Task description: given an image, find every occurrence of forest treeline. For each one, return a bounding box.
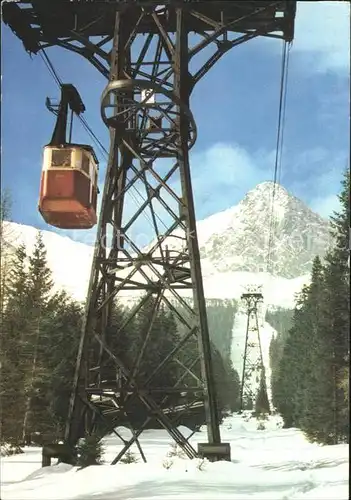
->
[0,196,240,445]
[269,172,350,444]
[1,209,82,445]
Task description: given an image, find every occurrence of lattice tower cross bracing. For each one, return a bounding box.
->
[240,292,270,413]
[2,0,296,463]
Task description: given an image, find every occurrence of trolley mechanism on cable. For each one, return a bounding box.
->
[38,84,99,230]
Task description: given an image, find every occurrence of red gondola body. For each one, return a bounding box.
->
[39,144,99,229]
[38,84,99,230]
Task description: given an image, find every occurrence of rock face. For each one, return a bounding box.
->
[196,181,332,279]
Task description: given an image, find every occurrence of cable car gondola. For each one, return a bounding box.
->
[39,84,99,230]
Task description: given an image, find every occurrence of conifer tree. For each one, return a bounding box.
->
[315,170,350,443]
[44,292,83,438]
[1,243,29,444]
[1,229,85,443]
[272,171,349,444]
[212,347,240,415]
[207,299,237,361]
[272,285,310,427]
[152,306,180,394]
[132,298,182,417]
[102,300,133,388]
[21,231,55,442]
[255,368,270,415]
[131,297,179,390]
[0,189,13,246]
[295,256,325,433]
[77,434,104,468]
[0,190,15,312]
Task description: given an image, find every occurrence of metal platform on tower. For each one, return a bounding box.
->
[3,0,296,464]
[3,1,295,49]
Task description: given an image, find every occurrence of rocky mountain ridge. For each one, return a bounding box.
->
[196,181,332,279]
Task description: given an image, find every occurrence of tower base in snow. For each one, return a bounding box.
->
[197,442,231,462]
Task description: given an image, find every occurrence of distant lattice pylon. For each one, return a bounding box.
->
[239,289,270,413]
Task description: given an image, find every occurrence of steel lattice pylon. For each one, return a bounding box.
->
[239,290,270,413]
[3,0,295,463]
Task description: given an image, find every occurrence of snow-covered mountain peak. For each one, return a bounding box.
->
[238,181,296,219]
[3,181,331,303]
[194,182,292,248]
[197,182,332,278]
[245,180,288,196]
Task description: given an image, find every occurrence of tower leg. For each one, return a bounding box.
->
[174,7,221,446]
[66,7,228,463]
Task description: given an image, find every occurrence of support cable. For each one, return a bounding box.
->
[39,49,63,87]
[266,41,291,274]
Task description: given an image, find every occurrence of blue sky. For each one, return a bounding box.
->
[2,1,350,246]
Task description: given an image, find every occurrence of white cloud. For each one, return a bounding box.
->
[189,143,345,222]
[190,143,272,216]
[310,193,340,219]
[293,1,350,73]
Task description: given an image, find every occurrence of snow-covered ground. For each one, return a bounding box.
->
[1,414,348,500]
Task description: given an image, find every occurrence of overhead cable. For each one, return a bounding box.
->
[266,40,291,275]
[38,48,170,235]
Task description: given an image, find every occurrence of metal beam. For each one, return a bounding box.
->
[3,0,296,463]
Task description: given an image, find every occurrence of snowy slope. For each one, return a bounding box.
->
[5,219,310,307]
[4,222,94,302]
[1,414,349,500]
[4,181,326,307]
